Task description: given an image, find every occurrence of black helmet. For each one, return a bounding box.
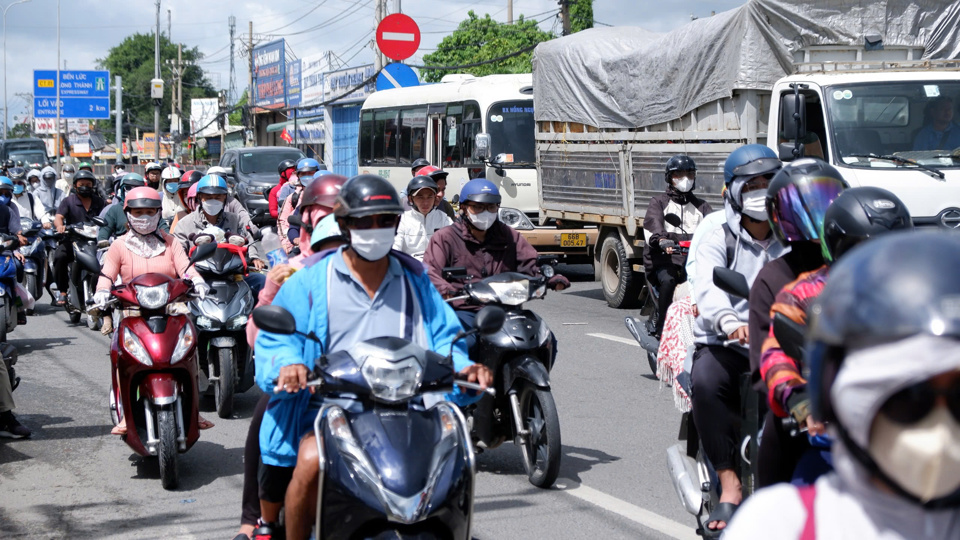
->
[42,169,57,182]
[7,167,25,181]
[334,174,404,218]
[410,158,431,174]
[3,159,13,169]
[664,155,697,183]
[822,187,913,263]
[62,163,76,174]
[406,176,439,197]
[73,170,97,184]
[277,159,297,175]
[766,158,847,246]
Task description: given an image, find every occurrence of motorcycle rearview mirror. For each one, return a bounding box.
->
[713,267,750,300]
[90,216,107,228]
[189,242,218,265]
[451,194,460,205]
[772,312,807,362]
[475,305,506,336]
[663,213,685,232]
[253,305,297,335]
[287,214,303,228]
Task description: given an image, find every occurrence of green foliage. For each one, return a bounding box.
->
[570,0,594,34]
[421,11,554,83]
[229,90,248,126]
[7,123,32,139]
[97,33,216,135]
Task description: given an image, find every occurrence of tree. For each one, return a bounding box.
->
[421,11,554,83]
[570,0,594,34]
[229,89,248,126]
[96,33,216,140]
[7,123,32,139]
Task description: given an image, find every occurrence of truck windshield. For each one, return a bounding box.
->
[825,81,960,169]
[238,149,304,174]
[486,100,535,167]
[8,151,47,165]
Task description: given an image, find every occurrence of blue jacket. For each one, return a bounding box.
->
[254,248,474,467]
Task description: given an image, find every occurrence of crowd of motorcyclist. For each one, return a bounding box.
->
[3,141,960,539]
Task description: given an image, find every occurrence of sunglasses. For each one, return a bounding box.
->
[348,214,400,230]
[463,202,500,213]
[880,381,960,425]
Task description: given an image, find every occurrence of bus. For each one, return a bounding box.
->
[359,73,596,259]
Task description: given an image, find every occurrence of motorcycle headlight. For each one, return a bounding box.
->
[226,314,248,330]
[170,323,196,364]
[499,207,535,231]
[122,327,153,365]
[195,315,217,329]
[78,225,98,239]
[360,355,424,403]
[488,280,530,306]
[136,284,169,310]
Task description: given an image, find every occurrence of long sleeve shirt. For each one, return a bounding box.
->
[96,231,197,291]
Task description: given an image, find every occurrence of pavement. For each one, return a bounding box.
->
[0,264,699,539]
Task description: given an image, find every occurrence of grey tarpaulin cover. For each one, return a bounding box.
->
[532,0,960,129]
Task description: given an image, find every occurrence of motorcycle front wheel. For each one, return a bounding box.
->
[25,273,39,307]
[519,385,562,488]
[157,408,179,490]
[0,301,8,343]
[214,347,235,419]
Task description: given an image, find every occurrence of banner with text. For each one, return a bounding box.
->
[253,39,286,109]
[190,98,220,137]
[323,64,375,105]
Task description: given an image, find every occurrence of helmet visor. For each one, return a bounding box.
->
[732,157,782,181]
[768,177,845,242]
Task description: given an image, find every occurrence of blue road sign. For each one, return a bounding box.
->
[33,70,110,119]
[376,63,419,91]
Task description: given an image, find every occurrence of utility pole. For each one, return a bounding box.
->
[167,9,171,41]
[218,90,226,156]
[248,20,255,146]
[507,0,513,24]
[114,75,122,165]
[166,45,187,162]
[55,0,60,165]
[560,0,571,36]
[373,0,385,72]
[228,15,237,105]
[154,0,161,162]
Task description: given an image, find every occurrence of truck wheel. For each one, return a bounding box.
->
[599,234,641,309]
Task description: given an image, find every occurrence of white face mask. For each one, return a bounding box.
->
[741,191,768,222]
[871,405,960,501]
[202,199,224,216]
[468,210,498,231]
[349,227,395,261]
[126,212,161,235]
[673,176,694,193]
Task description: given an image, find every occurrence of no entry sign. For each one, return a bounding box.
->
[376,14,421,62]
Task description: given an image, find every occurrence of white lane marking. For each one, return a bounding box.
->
[557,478,698,540]
[381,31,416,42]
[587,332,640,347]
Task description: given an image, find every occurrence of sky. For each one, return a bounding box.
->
[0,0,745,125]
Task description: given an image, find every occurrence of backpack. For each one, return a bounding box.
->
[720,222,739,269]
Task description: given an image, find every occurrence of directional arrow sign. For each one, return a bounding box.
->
[376,63,420,91]
[376,14,421,62]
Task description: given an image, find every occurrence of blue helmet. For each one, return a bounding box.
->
[310,213,345,251]
[460,179,501,205]
[196,174,228,195]
[0,176,12,190]
[296,158,320,173]
[302,168,332,188]
[723,144,781,187]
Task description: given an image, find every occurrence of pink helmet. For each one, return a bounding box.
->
[124,186,162,211]
[185,183,199,212]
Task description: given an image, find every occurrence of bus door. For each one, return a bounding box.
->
[426,104,445,167]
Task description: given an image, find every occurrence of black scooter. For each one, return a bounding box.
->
[252,304,504,540]
[443,259,562,488]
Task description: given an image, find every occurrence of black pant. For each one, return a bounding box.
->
[241,393,270,527]
[52,241,73,293]
[690,344,749,471]
[757,409,812,488]
[653,265,685,336]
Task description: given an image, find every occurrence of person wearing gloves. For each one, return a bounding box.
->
[276,160,321,253]
[93,187,215,433]
[726,231,960,540]
[393,175,452,261]
[159,166,183,221]
[642,155,713,337]
[689,144,788,534]
[204,165,256,236]
[254,174,492,540]
[34,166,66,227]
[52,170,105,307]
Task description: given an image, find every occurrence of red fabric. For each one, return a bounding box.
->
[798,484,817,540]
[268,172,289,218]
[657,294,695,411]
[188,242,249,272]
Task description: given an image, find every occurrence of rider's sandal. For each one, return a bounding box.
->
[110,423,127,436]
[55,293,67,307]
[198,417,215,430]
[100,315,113,335]
[703,502,739,538]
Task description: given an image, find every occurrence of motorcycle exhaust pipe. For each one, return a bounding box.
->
[666,443,704,516]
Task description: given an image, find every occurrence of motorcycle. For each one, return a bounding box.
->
[188,241,256,418]
[19,218,46,310]
[90,242,215,490]
[251,303,505,539]
[442,259,562,488]
[0,234,22,342]
[60,219,104,327]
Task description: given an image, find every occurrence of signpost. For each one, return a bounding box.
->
[33,70,110,119]
[376,63,420,91]
[376,14,421,62]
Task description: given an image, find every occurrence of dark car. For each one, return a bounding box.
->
[0,138,48,168]
[219,146,305,218]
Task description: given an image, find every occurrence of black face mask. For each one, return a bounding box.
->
[76,186,94,197]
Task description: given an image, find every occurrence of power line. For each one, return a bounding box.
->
[260,0,331,34]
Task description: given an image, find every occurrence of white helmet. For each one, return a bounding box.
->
[161,166,181,180]
[206,166,227,176]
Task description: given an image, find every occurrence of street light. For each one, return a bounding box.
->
[3,0,32,139]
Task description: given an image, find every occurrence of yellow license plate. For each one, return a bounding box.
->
[560,233,587,247]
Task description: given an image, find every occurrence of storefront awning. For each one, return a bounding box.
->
[266,116,324,133]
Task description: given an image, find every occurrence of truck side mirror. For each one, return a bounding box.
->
[779,92,807,161]
[474,133,491,161]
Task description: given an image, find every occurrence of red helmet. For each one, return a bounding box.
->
[124,187,162,211]
[300,174,347,210]
[417,165,449,181]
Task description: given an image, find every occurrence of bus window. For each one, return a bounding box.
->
[374,109,398,165]
[461,102,482,165]
[360,111,373,165]
[400,107,427,165]
[486,100,536,166]
[443,103,463,167]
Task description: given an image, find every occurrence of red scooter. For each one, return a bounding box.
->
[95,244,215,490]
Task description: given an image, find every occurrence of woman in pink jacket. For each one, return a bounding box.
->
[94,187,214,435]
